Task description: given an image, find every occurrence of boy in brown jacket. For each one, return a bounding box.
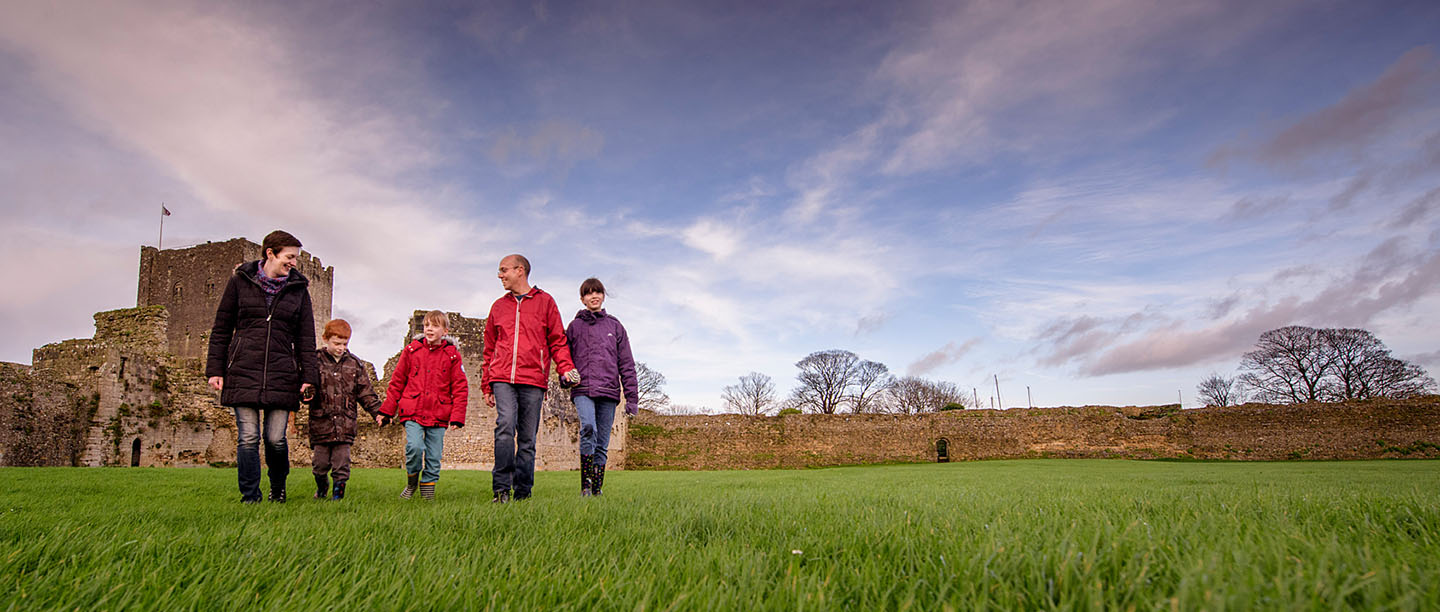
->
[306,319,383,501]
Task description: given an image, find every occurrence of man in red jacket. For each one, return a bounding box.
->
[482,254,580,502]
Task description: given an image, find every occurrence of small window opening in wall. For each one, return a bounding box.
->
[936,438,950,463]
[173,283,182,300]
[131,438,142,467]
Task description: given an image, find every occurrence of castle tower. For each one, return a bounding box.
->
[136,238,334,361]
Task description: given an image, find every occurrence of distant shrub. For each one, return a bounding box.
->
[939,403,965,411]
[777,408,802,416]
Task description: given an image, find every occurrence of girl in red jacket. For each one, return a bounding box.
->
[378,310,467,501]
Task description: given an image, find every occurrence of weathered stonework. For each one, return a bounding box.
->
[626,398,1440,469]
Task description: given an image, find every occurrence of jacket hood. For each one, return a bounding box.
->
[575,308,608,323]
[236,259,310,287]
[409,334,460,350]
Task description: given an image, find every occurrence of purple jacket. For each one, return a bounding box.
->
[565,309,640,414]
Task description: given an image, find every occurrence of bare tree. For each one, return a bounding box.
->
[1196,372,1242,407]
[1322,328,1437,400]
[722,372,777,416]
[888,376,969,413]
[635,362,670,412]
[789,349,860,414]
[1239,326,1334,404]
[1238,326,1435,404]
[848,360,894,413]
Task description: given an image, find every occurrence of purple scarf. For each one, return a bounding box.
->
[255,265,289,308]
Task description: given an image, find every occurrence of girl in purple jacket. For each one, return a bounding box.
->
[565,278,639,496]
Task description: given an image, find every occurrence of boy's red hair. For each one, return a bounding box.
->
[322,318,352,340]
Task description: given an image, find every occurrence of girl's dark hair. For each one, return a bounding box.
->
[261,230,302,261]
[579,277,606,297]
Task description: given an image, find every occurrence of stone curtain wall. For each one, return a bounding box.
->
[137,239,334,362]
[626,398,1440,469]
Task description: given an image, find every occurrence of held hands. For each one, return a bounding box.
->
[208,376,223,391]
[563,369,582,385]
[376,414,390,427]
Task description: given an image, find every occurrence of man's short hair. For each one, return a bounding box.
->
[322,319,351,340]
[504,254,531,276]
[579,277,606,297]
[261,230,302,262]
[423,310,449,330]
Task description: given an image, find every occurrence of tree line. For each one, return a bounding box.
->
[1197,326,1436,407]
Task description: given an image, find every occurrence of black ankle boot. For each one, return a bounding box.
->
[580,454,594,497]
[400,473,419,500]
[331,481,346,501]
[315,475,329,500]
[269,482,286,503]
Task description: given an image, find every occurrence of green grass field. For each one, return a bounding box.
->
[2,460,1438,611]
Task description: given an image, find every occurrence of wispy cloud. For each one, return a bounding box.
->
[908,339,981,376]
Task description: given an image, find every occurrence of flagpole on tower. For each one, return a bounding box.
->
[159,203,171,249]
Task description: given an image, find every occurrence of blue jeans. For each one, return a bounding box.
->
[403,421,446,484]
[234,407,290,502]
[574,396,618,467]
[492,382,545,496]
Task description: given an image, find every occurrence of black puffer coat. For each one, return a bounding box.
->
[305,348,382,445]
[206,260,319,409]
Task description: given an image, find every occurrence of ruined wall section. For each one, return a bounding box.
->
[0,362,93,466]
[627,399,1440,469]
[137,239,333,363]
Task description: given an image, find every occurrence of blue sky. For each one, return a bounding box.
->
[2,0,1438,411]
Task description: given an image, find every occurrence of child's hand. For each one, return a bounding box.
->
[563,369,581,384]
[448,422,463,430]
[484,393,495,408]
[376,414,389,427]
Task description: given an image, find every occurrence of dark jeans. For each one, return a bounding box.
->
[234,406,290,502]
[574,395,619,466]
[312,442,352,484]
[492,382,545,496]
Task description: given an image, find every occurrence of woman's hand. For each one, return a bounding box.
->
[208,376,224,391]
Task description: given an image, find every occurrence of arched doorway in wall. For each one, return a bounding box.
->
[131,438,142,467]
[936,438,950,463]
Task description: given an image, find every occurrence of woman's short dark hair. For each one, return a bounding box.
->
[261,230,302,261]
[579,277,606,297]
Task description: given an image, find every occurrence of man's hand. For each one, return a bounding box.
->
[484,393,495,408]
[563,369,581,385]
[208,376,224,391]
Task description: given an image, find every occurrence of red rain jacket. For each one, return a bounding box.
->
[379,337,468,427]
[481,287,576,394]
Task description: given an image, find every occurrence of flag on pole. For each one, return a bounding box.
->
[162,204,171,216]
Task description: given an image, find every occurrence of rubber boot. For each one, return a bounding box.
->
[314,474,329,500]
[580,454,594,497]
[400,472,419,500]
[419,483,436,501]
[330,480,346,501]
[593,461,606,497]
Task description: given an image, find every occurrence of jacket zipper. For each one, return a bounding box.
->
[510,295,522,383]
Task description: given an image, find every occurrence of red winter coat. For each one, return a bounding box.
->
[379,336,468,427]
[481,287,576,394]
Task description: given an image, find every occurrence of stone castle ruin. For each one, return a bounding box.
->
[0,238,626,470]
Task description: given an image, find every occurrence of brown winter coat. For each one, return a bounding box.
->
[305,348,382,446]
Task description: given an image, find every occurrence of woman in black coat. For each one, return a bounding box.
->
[206,230,319,503]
